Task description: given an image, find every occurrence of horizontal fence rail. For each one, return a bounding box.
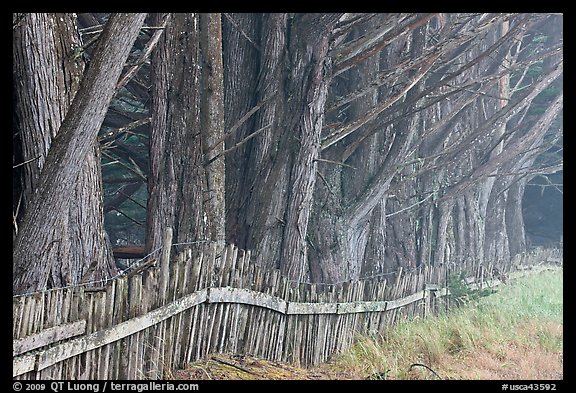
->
[13,235,562,380]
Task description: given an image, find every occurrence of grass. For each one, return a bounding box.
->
[323,269,563,380]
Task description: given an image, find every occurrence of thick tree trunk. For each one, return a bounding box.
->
[234,14,342,280]
[147,13,204,252]
[147,13,227,253]
[222,13,261,246]
[278,15,342,281]
[13,13,146,295]
[236,13,290,269]
[200,13,226,242]
[505,181,527,255]
[483,177,511,262]
[13,13,84,212]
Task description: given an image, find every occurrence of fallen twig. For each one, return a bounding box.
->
[409,363,442,380]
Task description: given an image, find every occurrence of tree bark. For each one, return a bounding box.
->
[13,13,146,295]
[200,13,226,242]
[146,13,204,252]
[146,13,227,254]
[222,13,261,246]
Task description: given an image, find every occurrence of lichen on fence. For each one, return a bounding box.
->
[12,233,562,380]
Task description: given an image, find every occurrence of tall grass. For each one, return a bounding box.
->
[328,269,562,379]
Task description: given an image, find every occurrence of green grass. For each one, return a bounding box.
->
[328,269,563,379]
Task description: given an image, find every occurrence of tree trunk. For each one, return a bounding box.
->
[222,13,261,246]
[13,13,146,295]
[146,13,227,253]
[199,13,226,242]
[147,13,204,252]
[232,14,342,280]
[506,180,527,255]
[234,13,290,269]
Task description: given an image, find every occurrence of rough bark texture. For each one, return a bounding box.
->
[147,13,227,253]
[236,13,290,270]
[218,13,562,283]
[277,14,342,281]
[222,13,261,246]
[228,14,342,280]
[200,13,226,242]
[13,13,146,295]
[13,14,84,211]
[147,13,205,252]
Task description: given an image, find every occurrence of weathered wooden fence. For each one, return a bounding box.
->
[13,233,562,380]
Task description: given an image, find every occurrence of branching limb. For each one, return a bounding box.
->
[206,124,272,166]
[206,89,277,154]
[116,13,170,93]
[386,192,434,218]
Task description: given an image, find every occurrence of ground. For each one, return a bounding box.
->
[172,326,563,380]
[172,271,563,381]
[171,353,355,380]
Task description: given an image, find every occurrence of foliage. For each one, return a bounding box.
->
[447,272,496,307]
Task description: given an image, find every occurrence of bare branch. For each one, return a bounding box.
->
[13,155,42,169]
[330,13,379,41]
[13,192,23,236]
[223,13,260,51]
[98,117,151,144]
[102,151,147,182]
[487,163,563,179]
[385,192,434,218]
[206,124,272,166]
[322,53,439,150]
[316,170,338,199]
[440,90,563,201]
[332,13,437,77]
[104,181,144,213]
[207,89,278,153]
[528,174,563,195]
[110,208,144,226]
[115,13,170,93]
[314,158,357,170]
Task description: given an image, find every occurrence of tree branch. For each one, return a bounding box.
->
[385,192,434,218]
[440,90,562,201]
[314,158,357,170]
[321,52,439,150]
[223,13,260,51]
[206,123,272,166]
[206,89,277,153]
[115,13,170,93]
[332,13,437,77]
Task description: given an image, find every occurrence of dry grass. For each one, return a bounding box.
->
[172,353,357,380]
[323,269,563,380]
[432,320,563,380]
[173,269,562,380]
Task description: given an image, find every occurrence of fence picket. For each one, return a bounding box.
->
[13,244,561,379]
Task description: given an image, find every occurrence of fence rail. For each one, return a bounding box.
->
[12,234,562,380]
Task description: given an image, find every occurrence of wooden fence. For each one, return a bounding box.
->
[13,232,562,380]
